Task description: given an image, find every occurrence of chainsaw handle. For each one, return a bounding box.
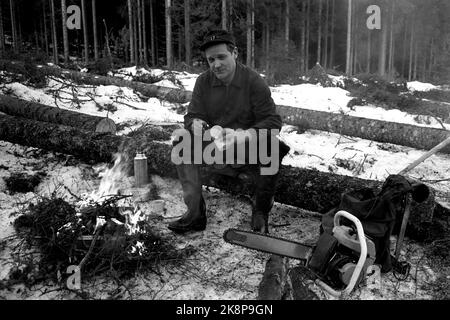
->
[318,210,368,297]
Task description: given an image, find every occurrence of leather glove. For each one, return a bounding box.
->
[191,118,208,136]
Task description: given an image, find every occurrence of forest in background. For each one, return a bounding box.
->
[0,0,450,84]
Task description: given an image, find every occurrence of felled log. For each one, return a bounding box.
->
[0,94,116,134]
[0,60,192,104]
[0,113,172,164]
[276,105,450,154]
[0,114,447,242]
[257,255,290,300]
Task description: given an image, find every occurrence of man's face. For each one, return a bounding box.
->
[205,43,238,84]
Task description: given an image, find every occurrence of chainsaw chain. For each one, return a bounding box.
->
[223,228,313,261]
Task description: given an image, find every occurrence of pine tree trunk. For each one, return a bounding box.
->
[81,0,89,64]
[401,19,407,78]
[366,29,371,73]
[10,0,17,53]
[61,0,69,63]
[378,0,388,76]
[127,0,134,64]
[413,38,418,80]
[42,1,49,56]
[352,3,356,74]
[150,0,155,65]
[317,0,322,64]
[137,0,143,65]
[345,0,352,75]
[142,0,148,64]
[408,19,414,81]
[323,0,329,69]
[276,104,450,154]
[250,0,254,68]
[285,0,290,54]
[92,0,99,60]
[329,0,335,69]
[265,22,270,73]
[0,1,4,53]
[165,0,172,69]
[50,0,59,64]
[246,0,251,67]
[222,0,227,30]
[185,0,191,65]
[0,95,116,133]
[133,3,138,64]
[305,0,310,71]
[300,0,306,73]
[388,1,394,77]
[16,0,21,51]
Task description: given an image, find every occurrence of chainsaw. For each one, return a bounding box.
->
[224,210,377,297]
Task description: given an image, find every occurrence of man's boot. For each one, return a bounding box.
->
[168,196,207,233]
[251,175,277,233]
[251,195,274,234]
[168,164,207,234]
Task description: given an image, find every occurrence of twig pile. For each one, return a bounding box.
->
[11,195,192,286]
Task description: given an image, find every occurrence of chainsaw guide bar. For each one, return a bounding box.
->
[223,228,314,262]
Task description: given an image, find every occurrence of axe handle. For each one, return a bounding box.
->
[398,135,450,175]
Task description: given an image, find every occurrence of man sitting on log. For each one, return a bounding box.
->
[168,29,290,234]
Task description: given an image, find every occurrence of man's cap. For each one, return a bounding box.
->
[200,30,236,51]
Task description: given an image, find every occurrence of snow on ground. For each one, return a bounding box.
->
[407,81,439,92]
[0,69,449,300]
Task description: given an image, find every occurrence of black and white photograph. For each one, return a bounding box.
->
[0,0,449,304]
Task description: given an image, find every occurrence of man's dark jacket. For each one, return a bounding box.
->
[185,62,282,131]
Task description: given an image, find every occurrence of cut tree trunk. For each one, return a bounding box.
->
[1,60,448,153]
[0,113,447,242]
[0,60,192,103]
[0,95,116,133]
[276,105,450,154]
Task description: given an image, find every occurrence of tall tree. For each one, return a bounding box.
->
[81,0,89,63]
[285,0,289,54]
[50,0,59,64]
[42,1,49,56]
[388,1,395,76]
[61,0,69,63]
[408,18,414,81]
[184,0,191,65]
[317,0,322,64]
[92,0,99,60]
[345,0,352,74]
[323,0,329,69]
[165,0,173,68]
[378,0,388,76]
[149,0,155,65]
[137,0,143,64]
[367,28,371,73]
[246,0,254,68]
[305,0,311,70]
[329,0,335,69]
[142,0,148,64]
[0,1,4,53]
[10,0,18,52]
[127,0,134,63]
[222,0,227,30]
[300,0,306,73]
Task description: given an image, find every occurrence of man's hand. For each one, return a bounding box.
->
[210,127,253,151]
[191,118,208,136]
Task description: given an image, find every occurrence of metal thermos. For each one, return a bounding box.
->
[134,151,148,187]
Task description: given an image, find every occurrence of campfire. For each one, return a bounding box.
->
[11,152,188,288]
